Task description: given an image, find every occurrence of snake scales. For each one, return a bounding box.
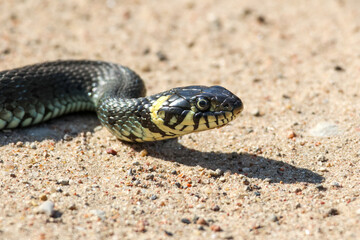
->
[0,60,243,142]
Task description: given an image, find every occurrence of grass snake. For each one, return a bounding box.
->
[0,60,243,142]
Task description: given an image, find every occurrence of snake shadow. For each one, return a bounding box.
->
[0,113,99,146]
[131,139,324,184]
[0,114,323,184]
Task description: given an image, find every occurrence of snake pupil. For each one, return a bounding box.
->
[196,98,210,111]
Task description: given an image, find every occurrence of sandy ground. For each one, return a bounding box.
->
[1,0,360,239]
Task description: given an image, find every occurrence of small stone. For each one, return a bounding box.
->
[334,65,345,72]
[127,168,134,176]
[16,141,24,147]
[317,155,328,162]
[145,174,154,180]
[37,201,55,216]
[319,167,328,172]
[140,149,148,157]
[181,218,191,224]
[270,215,279,222]
[210,225,222,232]
[63,134,72,141]
[356,208,360,215]
[69,204,77,210]
[171,170,177,175]
[132,161,140,166]
[164,230,173,236]
[10,173,16,178]
[315,184,327,191]
[30,144,37,149]
[58,179,70,186]
[106,148,117,155]
[141,64,151,72]
[243,179,250,185]
[219,177,226,182]
[210,169,223,177]
[212,205,220,211]
[254,191,261,196]
[90,209,106,220]
[251,108,263,117]
[150,194,157,200]
[39,194,48,201]
[287,131,296,139]
[309,122,341,137]
[325,208,339,217]
[331,181,341,188]
[242,167,251,173]
[264,178,272,183]
[156,51,168,61]
[196,218,208,226]
[174,182,182,188]
[94,126,103,132]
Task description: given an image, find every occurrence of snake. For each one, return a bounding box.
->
[0,60,243,142]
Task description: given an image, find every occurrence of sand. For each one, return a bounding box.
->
[0,0,359,239]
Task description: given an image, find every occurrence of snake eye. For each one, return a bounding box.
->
[196,98,210,111]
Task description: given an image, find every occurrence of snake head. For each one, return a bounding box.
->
[149,85,243,138]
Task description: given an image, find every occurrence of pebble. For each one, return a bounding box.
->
[331,181,341,187]
[150,194,157,200]
[16,141,24,147]
[325,208,339,217]
[39,194,48,201]
[309,122,341,137]
[37,201,55,216]
[145,174,154,180]
[210,225,222,232]
[63,134,72,141]
[209,168,223,177]
[30,144,37,149]
[164,230,173,236]
[212,205,220,211]
[251,108,263,117]
[315,184,327,191]
[106,148,117,155]
[93,126,103,132]
[127,168,134,176]
[270,215,279,222]
[132,161,140,166]
[58,179,70,186]
[317,155,328,162]
[196,218,208,226]
[90,209,106,220]
[196,204,205,209]
[140,149,148,157]
[69,204,77,210]
[181,218,191,224]
[356,208,360,215]
[287,131,296,139]
[156,51,168,61]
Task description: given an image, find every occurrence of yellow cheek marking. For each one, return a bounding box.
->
[169,116,177,125]
[225,112,232,119]
[199,117,207,124]
[179,111,194,126]
[207,115,217,122]
[150,95,186,135]
[209,121,218,128]
[181,125,194,132]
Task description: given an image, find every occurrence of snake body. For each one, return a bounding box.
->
[0,60,243,142]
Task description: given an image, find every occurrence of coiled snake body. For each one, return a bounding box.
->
[0,60,243,142]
